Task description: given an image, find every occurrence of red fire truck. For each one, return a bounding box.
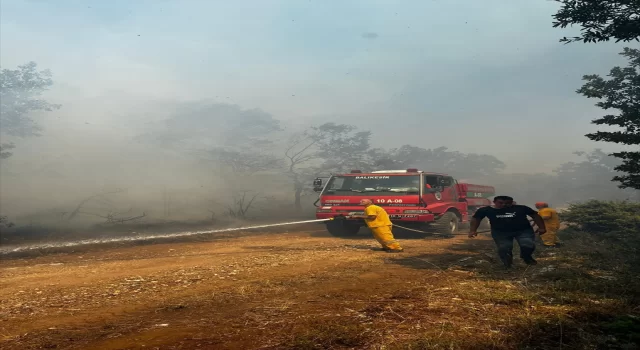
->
[313,168,495,236]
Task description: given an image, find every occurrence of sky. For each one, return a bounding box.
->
[0,0,631,173]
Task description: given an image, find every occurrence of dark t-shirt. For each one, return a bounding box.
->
[473,205,537,233]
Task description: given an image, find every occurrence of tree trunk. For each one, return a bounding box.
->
[294,183,303,212]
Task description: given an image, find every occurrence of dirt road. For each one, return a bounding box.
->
[1,227,568,349]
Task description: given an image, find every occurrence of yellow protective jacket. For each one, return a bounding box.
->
[364,204,392,228]
[538,207,560,230]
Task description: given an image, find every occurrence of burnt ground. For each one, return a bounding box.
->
[1,226,638,349]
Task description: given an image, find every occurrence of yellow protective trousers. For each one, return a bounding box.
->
[541,228,559,246]
[370,225,403,251]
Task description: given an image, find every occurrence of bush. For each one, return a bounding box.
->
[561,200,640,234]
[0,215,14,228]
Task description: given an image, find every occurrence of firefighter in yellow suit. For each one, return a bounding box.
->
[350,199,404,252]
[535,202,560,246]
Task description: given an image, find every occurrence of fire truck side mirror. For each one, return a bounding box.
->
[313,178,323,192]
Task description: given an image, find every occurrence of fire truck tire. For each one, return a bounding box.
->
[325,221,360,237]
[429,212,459,237]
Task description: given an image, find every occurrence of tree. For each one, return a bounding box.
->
[577,48,640,189]
[150,103,284,176]
[553,149,636,200]
[210,147,282,174]
[553,0,640,43]
[136,102,281,151]
[136,102,284,218]
[369,145,506,178]
[222,191,267,219]
[64,188,127,222]
[0,143,15,160]
[0,215,14,229]
[0,62,61,158]
[486,172,563,206]
[311,123,373,174]
[205,145,282,218]
[284,131,321,211]
[480,150,635,207]
[283,123,373,210]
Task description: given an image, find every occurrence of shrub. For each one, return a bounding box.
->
[0,215,14,228]
[561,200,640,234]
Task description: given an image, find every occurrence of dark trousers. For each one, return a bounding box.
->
[491,228,536,265]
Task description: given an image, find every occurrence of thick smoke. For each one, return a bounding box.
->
[1,1,635,242]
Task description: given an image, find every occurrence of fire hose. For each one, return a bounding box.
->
[393,219,540,236]
[2,218,335,254]
[393,224,491,236]
[392,220,539,236]
[331,215,491,236]
[2,216,534,255]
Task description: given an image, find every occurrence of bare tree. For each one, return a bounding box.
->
[204,142,282,219]
[210,147,282,174]
[207,209,217,223]
[282,123,373,210]
[284,131,321,211]
[220,191,267,219]
[65,188,126,222]
[82,208,146,224]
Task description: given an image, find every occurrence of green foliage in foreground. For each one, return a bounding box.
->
[578,48,640,190]
[562,200,640,234]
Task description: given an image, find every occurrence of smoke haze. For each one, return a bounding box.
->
[1,0,635,231]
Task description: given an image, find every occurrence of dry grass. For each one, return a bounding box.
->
[1,226,638,349]
[281,319,372,349]
[273,229,640,350]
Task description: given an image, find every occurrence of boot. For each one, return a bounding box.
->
[502,255,513,269]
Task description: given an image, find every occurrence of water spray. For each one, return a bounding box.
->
[1,218,334,254]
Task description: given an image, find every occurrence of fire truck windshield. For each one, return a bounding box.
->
[323,175,420,195]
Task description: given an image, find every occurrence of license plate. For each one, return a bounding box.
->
[390,214,418,219]
[349,212,364,216]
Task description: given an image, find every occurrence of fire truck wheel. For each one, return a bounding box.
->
[430,212,459,237]
[325,221,360,237]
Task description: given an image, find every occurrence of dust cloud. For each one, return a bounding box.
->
[0,1,636,243]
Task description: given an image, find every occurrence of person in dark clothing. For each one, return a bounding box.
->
[469,196,546,268]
